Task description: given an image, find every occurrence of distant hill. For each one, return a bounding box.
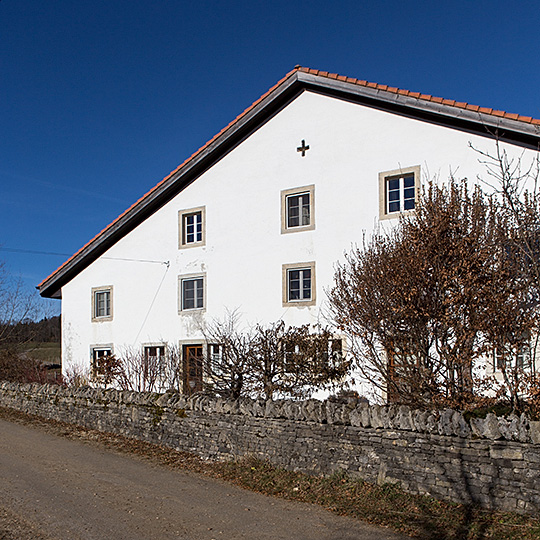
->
[4,316,60,344]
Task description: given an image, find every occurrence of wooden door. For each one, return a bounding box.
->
[183,345,203,395]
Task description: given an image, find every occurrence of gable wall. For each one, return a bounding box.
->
[61,90,539,382]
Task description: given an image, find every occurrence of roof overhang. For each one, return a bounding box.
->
[38,67,540,299]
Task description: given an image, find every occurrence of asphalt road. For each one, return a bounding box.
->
[0,418,409,540]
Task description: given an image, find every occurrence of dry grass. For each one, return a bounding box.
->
[18,342,61,363]
[1,406,539,539]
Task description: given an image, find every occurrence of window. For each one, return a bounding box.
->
[91,286,113,321]
[288,268,311,301]
[179,274,205,311]
[313,337,344,366]
[494,343,532,371]
[184,212,203,244]
[208,343,222,363]
[144,345,166,360]
[282,262,316,306]
[387,174,415,213]
[329,338,344,362]
[91,346,113,378]
[283,336,343,372]
[92,347,112,361]
[281,185,315,233]
[178,206,206,248]
[143,345,167,384]
[379,166,420,220]
[95,290,110,317]
[288,193,310,227]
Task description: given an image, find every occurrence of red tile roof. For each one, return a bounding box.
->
[38,66,540,293]
[296,67,540,125]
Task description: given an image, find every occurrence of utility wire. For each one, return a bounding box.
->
[133,262,171,345]
[101,256,169,265]
[0,247,72,257]
[0,247,169,265]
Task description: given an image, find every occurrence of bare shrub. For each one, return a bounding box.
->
[201,312,350,400]
[201,310,254,399]
[159,345,182,392]
[113,348,158,392]
[247,321,350,400]
[63,362,90,388]
[0,346,51,384]
[92,353,122,389]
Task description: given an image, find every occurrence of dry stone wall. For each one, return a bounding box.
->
[1,381,539,514]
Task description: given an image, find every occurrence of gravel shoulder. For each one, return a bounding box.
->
[0,409,407,540]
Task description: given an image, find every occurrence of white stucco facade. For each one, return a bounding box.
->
[44,71,540,395]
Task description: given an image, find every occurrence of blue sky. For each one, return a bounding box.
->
[1,0,540,315]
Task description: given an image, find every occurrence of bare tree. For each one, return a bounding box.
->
[472,139,540,290]
[0,260,47,383]
[0,260,38,347]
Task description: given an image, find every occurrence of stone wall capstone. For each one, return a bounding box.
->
[1,381,539,514]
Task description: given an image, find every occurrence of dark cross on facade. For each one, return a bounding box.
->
[297,139,310,157]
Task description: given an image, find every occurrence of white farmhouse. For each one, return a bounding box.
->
[39,66,540,395]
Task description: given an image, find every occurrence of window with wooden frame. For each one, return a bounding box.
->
[91,286,113,322]
[208,343,223,363]
[494,343,532,372]
[144,345,166,361]
[282,262,316,306]
[281,185,315,233]
[178,206,206,248]
[90,346,113,378]
[378,166,420,220]
[178,274,206,312]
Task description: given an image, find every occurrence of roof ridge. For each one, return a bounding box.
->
[296,66,540,126]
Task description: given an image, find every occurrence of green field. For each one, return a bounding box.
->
[19,342,61,364]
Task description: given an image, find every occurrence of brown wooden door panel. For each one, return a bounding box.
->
[183,345,203,395]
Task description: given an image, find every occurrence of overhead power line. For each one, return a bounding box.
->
[0,247,72,257]
[0,247,169,265]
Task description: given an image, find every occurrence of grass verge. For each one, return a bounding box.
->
[1,406,539,539]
